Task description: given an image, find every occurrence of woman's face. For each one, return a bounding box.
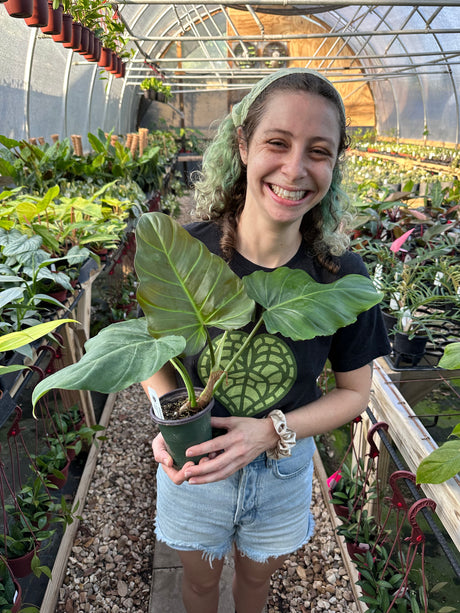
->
[238,90,341,228]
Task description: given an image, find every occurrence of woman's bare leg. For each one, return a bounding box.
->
[178,550,225,613]
[233,548,286,613]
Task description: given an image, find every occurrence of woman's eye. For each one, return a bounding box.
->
[268,140,286,147]
[311,148,332,158]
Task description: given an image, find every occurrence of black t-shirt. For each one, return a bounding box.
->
[178,221,390,419]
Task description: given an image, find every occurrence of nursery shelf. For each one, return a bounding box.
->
[368,357,460,551]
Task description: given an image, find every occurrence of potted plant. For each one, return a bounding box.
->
[43,407,105,460]
[40,0,63,35]
[32,213,383,465]
[140,77,173,103]
[336,509,381,561]
[328,458,376,520]
[24,0,48,28]
[355,545,413,612]
[0,556,21,613]
[1,512,53,578]
[33,440,71,489]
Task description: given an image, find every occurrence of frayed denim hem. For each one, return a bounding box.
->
[235,514,315,564]
[154,523,233,566]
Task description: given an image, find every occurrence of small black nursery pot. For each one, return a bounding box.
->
[150,388,214,469]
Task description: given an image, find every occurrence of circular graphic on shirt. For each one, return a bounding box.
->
[197,331,297,416]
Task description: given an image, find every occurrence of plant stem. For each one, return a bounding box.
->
[212,317,264,395]
[170,357,197,407]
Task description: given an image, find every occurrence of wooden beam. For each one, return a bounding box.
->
[40,393,117,613]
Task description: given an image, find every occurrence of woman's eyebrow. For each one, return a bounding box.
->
[264,129,337,147]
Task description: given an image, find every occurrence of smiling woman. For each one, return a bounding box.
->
[140,68,390,613]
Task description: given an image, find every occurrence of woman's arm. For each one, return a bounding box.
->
[181,363,373,485]
[141,362,177,398]
[285,363,373,439]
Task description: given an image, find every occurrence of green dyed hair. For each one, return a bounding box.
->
[193,69,352,264]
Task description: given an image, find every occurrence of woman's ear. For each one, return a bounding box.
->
[237,126,248,165]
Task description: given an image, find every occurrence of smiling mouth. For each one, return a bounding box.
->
[269,184,308,201]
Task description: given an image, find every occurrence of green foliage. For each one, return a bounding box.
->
[328,458,376,511]
[32,212,382,413]
[416,343,460,484]
[140,78,173,100]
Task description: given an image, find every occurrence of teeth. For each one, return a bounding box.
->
[270,184,307,200]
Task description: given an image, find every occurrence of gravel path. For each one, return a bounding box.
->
[56,385,359,613]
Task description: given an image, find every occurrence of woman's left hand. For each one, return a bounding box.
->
[182,415,278,484]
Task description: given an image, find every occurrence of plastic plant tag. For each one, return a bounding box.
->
[148,387,164,420]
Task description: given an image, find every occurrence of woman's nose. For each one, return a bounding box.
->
[282,149,308,180]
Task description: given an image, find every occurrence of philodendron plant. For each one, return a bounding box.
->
[32,212,383,416]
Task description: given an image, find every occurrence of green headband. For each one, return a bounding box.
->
[231,67,345,127]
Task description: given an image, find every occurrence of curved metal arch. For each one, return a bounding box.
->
[300,5,399,135]
[428,28,459,143]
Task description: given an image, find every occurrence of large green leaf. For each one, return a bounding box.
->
[0,319,77,352]
[31,318,186,408]
[135,212,255,355]
[438,342,460,370]
[243,268,383,340]
[0,135,21,149]
[416,439,460,484]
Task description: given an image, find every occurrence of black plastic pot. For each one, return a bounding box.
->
[393,331,428,367]
[382,311,397,335]
[150,388,214,468]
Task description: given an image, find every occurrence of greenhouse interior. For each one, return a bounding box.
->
[0,0,460,611]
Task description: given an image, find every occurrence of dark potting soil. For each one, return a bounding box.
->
[161,398,201,420]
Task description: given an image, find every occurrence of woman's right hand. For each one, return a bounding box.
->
[151,432,196,485]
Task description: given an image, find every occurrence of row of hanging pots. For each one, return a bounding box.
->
[3,0,126,78]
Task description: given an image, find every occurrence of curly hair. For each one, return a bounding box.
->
[193,71,352,272]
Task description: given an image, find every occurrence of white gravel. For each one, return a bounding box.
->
[55,385,359,613]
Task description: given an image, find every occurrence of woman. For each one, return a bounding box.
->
[142,67,390,613]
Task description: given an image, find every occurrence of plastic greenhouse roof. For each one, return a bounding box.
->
[0,1,459,144]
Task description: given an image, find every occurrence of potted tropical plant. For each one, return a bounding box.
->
[33,440,71,489]
[1,512,53,579]
[336,509,381,561]
[140,77,173,103]
[0,555,21,613]
[328,458,376,520]
[32,212,383,467]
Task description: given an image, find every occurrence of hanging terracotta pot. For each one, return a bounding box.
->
[52,12,72,44]
[40,1,62,35]
[84,37,101,63]
[110,55,121,75]
[80,28,94,56]
[98,46,112,68]
[45,456,71,489]
[92,37,101,62]
[7,547,37,578]
[11,577,21,613]
[76,25,90,54]
[108,53,119,74]
[4,0,33,18]
[115,60,125,79]
[346,541,370,562]
[62,21,81,50]
[24,0,48,27]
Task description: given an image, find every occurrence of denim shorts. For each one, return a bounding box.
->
[155,436,316,563]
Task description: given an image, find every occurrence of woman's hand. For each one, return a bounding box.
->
[179,415,279,485]
[151,432,196,485]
